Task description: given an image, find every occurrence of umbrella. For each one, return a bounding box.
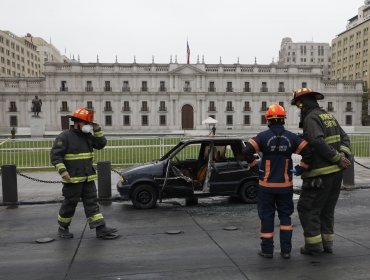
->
[202,117,218,125]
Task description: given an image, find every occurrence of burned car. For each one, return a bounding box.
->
[116,137,259,209]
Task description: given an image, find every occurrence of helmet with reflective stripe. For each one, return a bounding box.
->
[291,87,324,105]
[67,107,96,124]
[265,104,286,120]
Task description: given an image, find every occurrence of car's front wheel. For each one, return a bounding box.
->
[239,181,258,203]
[131,184,158,209]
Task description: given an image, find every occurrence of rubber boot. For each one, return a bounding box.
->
[300,244,323,255]
[280,252,291,259]
[58,226,74,239]
[96,225,118,239]
[323,245,333,253]
[258,250,273,259]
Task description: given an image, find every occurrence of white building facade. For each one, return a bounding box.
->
[0,61,363,134]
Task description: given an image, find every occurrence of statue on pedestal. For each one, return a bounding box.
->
[31,95,42,117]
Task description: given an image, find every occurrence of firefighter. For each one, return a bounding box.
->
[244,104,312,259]
[50,108,118,240]
[291,88,351,255]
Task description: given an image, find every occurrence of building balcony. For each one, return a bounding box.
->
[226,107,234,112]
[9,107,17,112]
[87,107,94,111]
[345,107,353,112]
[183,87,191,92]
[226,87,233,92]
[260,87,268,92]
[159,86,166,92]
[104,107,113,112]
[278,87,285,92]
[104,87,112,92]
[85,87,93,92]
[159,107,167,112]
[260,107,267,112]
[208,107,217,112]
[327,107,334,112]
[60,87,68,92]
[243,107,251,112]
[141,87,148,92]
[208,87,216,92]
[141,107,149,112]
[243,87,251,92]
[122,107,131,112]
[60,107,69,112]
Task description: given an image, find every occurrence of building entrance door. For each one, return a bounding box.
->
[61,116,70,130]
[181,104,194,129]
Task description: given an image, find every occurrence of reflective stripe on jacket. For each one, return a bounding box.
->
[50,127,107,183]
[301,108,351,178]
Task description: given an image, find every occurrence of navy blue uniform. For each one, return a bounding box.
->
[244,124,312,254]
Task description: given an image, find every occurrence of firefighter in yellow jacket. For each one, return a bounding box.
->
[50,108,118,239]
[291,88,351,255]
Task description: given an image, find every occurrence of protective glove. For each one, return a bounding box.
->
[93,124,101,132]
[60,170,71,182]
[290,165,305,176]
[338,154,351,169]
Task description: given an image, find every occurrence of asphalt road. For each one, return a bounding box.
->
[1,188,370,280]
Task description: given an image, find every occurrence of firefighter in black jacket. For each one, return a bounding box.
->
[244,104,312,259]
[291,88,351,255]
[50,108,118,239]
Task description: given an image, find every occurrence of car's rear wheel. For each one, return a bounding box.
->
[239,181,258,203]
[131,184,158,209]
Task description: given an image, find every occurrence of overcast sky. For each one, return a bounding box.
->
[0,0,366,64]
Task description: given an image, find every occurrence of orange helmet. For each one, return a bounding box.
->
[265,104,286,120]
[67,108,96,124]
[291,87,324,105]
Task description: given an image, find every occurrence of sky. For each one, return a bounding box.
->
[0,0,366,64]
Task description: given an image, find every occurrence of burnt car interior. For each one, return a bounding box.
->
[168,141,246,191]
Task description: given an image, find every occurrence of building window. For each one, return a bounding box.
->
[141,115,148,126]
[327,102,334,112]
[346,102,352,111]
[87,101,93,110]
[244,82,250,92]
[160,115,166,125]
[141,101,148,111]
[209,81,215,92]
[122,81,130,92]
[123,115,130,126]
[159,81,166,92]
[86,81,93,91]
[226,101,233,111]
[261,115,267,125]
[226,82,233,92]
[159,101,166,111]
[184,81,191,92]
[105,115,112,126]
[244,115,250,125]
[278,82,285,92]
[104,81,111,91]
[345,115,352,125]
[302,82,307,88]
[226,115,233,125]
[141,81,148,91]
[209,101,216,111]
[123,101,130,111]
[104,101,112,111]
[279,101,284,109]
[209,115,216,119]
[261,82,268,92]
[60,101,68,112]
[10,116,17,127]
[9,101,17,112]
[60,81,68,91]
[261,101,267,111]
[243,101,251,111]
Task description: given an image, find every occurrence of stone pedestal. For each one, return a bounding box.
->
[30,117,45,137]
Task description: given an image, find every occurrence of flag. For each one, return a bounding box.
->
[187,41,190,64]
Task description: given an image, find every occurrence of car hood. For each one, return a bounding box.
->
[119,161,165,177]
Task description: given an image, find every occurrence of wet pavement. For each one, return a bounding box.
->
[0,158,370,279]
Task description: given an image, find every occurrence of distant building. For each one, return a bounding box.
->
[331,0,370,124]
[0,61,362,134]
[278,37,331,78]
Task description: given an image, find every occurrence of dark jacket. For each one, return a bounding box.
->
[244,125,312,191]
[50,127,106,183]
[301,107,351,178]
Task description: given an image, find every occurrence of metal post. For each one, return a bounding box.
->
[1,165,18,204]
[343,155,355,187]
[97,161,111,199]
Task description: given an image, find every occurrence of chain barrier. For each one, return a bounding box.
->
[354,160,370,170]
[15,168,122,184]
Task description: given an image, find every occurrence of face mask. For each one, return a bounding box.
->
[81,124,93,134]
